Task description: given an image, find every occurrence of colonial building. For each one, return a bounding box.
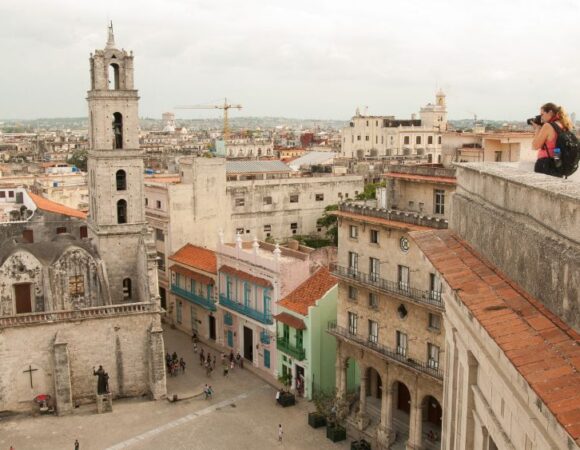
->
[0,25,166,415]
[340,91,448,163]
[275,266,338,400]
[330,202,448,449]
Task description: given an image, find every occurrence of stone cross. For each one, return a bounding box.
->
[23,365,38,388]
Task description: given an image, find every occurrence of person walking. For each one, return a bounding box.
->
[278,424,283,442]
[74,439,80,450]
[212,355,216,370]
[179,357,186,374]
[200,349,205,366]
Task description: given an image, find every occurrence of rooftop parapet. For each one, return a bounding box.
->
[386,164,456,179]
[338,202,448,230]
[451,163,580,331]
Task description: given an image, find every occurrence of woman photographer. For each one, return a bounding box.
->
[531,102,573,177]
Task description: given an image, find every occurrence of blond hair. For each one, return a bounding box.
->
[541,102,574,131]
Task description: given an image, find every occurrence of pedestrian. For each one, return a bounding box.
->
[172,351,178,362]
[206,352,211,365]
[193,342,198,353]
[74,439,80,450]
[212,355,216,370]
[236,352,243,369]
[207,385,213,399]
[192,331,198,343]
[275,390,280,406]
[223,360,229,377]
[179,357,186,374]
[203,384,209,400]
[229,350,234,364]
[205,360,212,377]
[200,349,205,366]
[230,359,234,371]
[278,424,283,442]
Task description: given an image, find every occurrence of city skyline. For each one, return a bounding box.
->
[1,0,579,121]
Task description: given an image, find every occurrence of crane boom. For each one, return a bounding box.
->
[175,98,242,140]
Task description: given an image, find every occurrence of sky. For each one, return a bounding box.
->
[1,0,580,121]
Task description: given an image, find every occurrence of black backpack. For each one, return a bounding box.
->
[550,122,580,178]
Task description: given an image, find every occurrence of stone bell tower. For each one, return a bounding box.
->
[87,24,150,304]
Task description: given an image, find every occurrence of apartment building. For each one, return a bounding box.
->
[340,91,448,162]
[330,202,448,449]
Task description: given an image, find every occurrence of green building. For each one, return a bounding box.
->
[275,267,340,400]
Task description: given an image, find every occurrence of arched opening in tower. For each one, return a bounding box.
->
[117,199,127,224]
[112,112,123,149]
[109,63,120,90]
[116,169,126,190]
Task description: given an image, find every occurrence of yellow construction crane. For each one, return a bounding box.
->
[175,98,242,141]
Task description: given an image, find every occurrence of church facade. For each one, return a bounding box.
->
[0,26,166,415]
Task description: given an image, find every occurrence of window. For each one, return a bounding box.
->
[428,135,433,145]
[112,112,123,149]
[235,198,245,207]
[429,313,441,331]
[80,226,88,239]
[396,331,407,356]
[370,229,378,244]
[315,193,324,201]
[123,278,132,299]
[495,151,502,162]
[404,136,410,145]
[68,275,84,296]
[157,252,165,271]
[155,228,164,241]
[290,223,298,230]
[348,252,358,276]
[357,135,361,141]
[369,257,380,282]
[365,135,369,141]
[0,191,5,198]
[348,312,358,335]
[176,300,182,324]
[290,194,299,203]
[348,285,358,301]
[117,199,127,224]
[428,343,440,369]
[156,200,162,209]
[8,190,14,198]
[368,320,378,344]
[22,229,33,243]
[398,265,409,291]
[438,136,442,145]
[145,198,149,207]
[263,196,272,205]
[416,136,421,145]
[116,169,126,191]
[56,227,67,234]
[236,227,244,235]
[264,225,271,232]
[349,225,358,239]
[369,292,378,308]
[429,273,442,301]
[434,189,445,215]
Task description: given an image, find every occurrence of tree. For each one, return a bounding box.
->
[67,149,88,171]
[317,204,339,245]
[356,181,386,201]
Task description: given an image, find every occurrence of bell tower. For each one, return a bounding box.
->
[87,24,148,304]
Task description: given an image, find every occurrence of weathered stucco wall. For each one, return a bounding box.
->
[450,163,580,331]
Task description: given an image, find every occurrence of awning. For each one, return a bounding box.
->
[219,265,272,288]
[274,312,306,330]
[170,264,215,285]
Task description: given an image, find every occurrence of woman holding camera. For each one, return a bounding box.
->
[531,102,573,177]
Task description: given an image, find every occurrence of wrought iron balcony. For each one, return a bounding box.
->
[219,294,273,325]
[171,284,216,311]
[331,264,444,311]
[277,337,306,361]
[327,321,443,381]
[224,312,234,326]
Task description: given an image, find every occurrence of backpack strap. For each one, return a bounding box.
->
[549,122,563,135]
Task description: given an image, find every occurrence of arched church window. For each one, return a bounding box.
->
[112,112,123,149]
[123,278,132,300]
[117,199,127,224]
[109,63,120,90]
[116,170,126,191]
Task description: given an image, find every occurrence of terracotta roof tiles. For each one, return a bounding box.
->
[219,265,272,288]
[278,267,337,316]
[169,244,217,275]
[27,191,87,219]
[411,229,580,442]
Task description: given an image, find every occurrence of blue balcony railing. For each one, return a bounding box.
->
[172,284,216,311]
[224,312,233,326]
[219,294,273,325]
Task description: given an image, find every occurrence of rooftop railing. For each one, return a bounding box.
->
[327,321,443,381]
[331,264,444,311]
[219,294,273,325]
[338,203,448,229]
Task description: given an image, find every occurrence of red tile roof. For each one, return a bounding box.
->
[384,172,457,185]
[27,191,87,219]
[219,265,272,288]
[169,264,214,285]
[332,210,433,232]
[274,312,306,330]
[278,267,337,316]
[411,229,580,442]
[169,244,217,275]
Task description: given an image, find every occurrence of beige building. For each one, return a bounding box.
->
[330,202,448,449]
[411,164,580,450]
[341,91,448,162]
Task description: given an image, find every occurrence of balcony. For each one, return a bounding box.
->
[172,284,216,311]
[327,321,443,381]
[277,337,306,361]
[219,294,273,325]
[331,264,444,311]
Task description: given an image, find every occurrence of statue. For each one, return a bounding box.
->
[93,365,109,395]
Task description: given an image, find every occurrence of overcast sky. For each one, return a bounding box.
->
[1,0,579,121]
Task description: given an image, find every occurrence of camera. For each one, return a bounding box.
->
[527,115,542,126]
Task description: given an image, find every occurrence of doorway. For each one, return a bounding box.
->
[209,315,216,340]
[243,326,254,362]
[15,284,32,314]
[296,365,305,397]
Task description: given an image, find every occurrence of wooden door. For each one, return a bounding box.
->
[15,284,32,314]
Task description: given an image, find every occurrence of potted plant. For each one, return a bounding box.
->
[326,421,347,442]
[308,390,332,428]
[351,439,371,450]
[277,373,296,407]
